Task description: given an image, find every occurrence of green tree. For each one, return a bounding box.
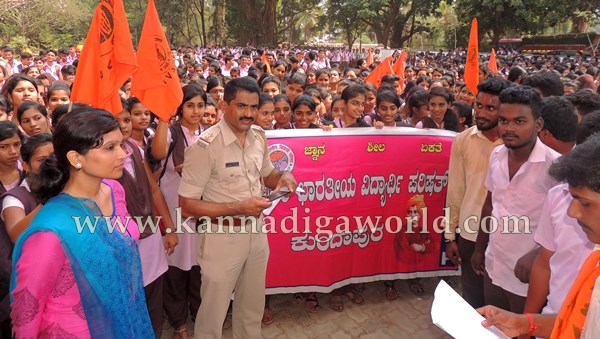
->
[226,0,276,46]
[423,1,459,49]
[323,0,369,49]
[125,0,211,47]
[277,0,322,44]
[455,0,584,48]
[546,0,600,33]
[388,0,441,48]
[0,0,93,50]
[323,0,440,49]
[295,7,324,44]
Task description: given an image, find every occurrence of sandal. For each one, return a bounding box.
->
[304,293,321,313]
[173,326,188,339]
[262,306,274,325]
[329,295,344,312]
[344,288,365,305]
[293,293,305,304]
[408,278,425,297]
[384,281,399,301]
[294,293,321,313]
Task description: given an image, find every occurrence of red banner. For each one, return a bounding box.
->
[264,128,459,294]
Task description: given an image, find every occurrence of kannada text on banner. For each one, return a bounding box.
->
[264,128,459,294]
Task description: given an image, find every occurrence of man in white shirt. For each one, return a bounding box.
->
[478,132,600,338]
[238,55,251,77]
[314,49,329,69]
[221,55,235,77]
[445,78,514,308]
[2,47,20,75]
[472,85,559,313]
[524,111,600,315]
[16,52,33,73]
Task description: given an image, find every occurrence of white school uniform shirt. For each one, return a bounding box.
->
[239,64,250,77]
[1,180,29,221]
[484,138,559,296]
[315,58,329,69]
[161,125,201,271]
[534,183,595,314]
[7,60,21,75]
[123,140,169,286]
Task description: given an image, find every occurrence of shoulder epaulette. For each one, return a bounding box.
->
[251,124,268,141]
[251,124,267,137]
[251,124,265,132]
[196,125,221,147]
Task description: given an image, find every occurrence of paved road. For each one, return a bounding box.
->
[162,277,458,338]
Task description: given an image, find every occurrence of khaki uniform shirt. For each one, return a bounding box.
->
[179,119,275,206]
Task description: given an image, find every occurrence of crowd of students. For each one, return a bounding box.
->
[0,42,599,338]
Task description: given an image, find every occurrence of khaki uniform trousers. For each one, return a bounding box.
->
[194,225,269,339]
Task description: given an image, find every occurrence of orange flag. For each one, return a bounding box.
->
[464,18,479,95]
[488,48,498,74]
[392,50,408,92]
[71,0,137,115]
[364,56,393,88]
[366,48,373,67]
[261,51,271,74]
[130,0,182,122]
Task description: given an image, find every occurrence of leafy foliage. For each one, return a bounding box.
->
[321,0,441,48]
[0,0,597,51]
[0,0,93,51]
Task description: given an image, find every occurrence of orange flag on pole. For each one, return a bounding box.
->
[392,50,408,92]
[364,56,393,88]
[366,48,373,67]
[71,0,137,115]
[130,0,182,122]
[488,48,498,74]
[464,18,479,95]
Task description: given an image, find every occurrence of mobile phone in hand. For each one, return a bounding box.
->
[264,190,291,201]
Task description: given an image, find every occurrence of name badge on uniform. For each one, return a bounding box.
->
[225,162,240,168]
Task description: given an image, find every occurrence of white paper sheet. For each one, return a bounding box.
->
[431,280,511,339]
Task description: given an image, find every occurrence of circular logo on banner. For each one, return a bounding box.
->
[269,143,295,172]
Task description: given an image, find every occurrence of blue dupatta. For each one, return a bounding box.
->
[10,193,153,338]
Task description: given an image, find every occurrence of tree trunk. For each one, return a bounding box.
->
[193,0,207,47]
[390,1,416,48]
[190,1,203,46]
[492,17,504,52]
[212,0,227,46]
[184,1,192,44]
[373,28,386,48]
[381,0,401,48]
[261,0,276,46]
[346,25,354,50]
[242,0,259,46]
[201,0,207,47]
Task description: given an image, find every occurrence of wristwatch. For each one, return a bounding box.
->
[444,238,455,243]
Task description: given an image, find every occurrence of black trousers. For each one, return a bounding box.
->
[458,236,486,308]
[163,265,201,329]
[145,274,164,339]
[484,272,526,313]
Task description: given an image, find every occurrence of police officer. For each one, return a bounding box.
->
[179,77,298,339]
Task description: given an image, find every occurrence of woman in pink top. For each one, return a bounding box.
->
[10,107,152,338]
